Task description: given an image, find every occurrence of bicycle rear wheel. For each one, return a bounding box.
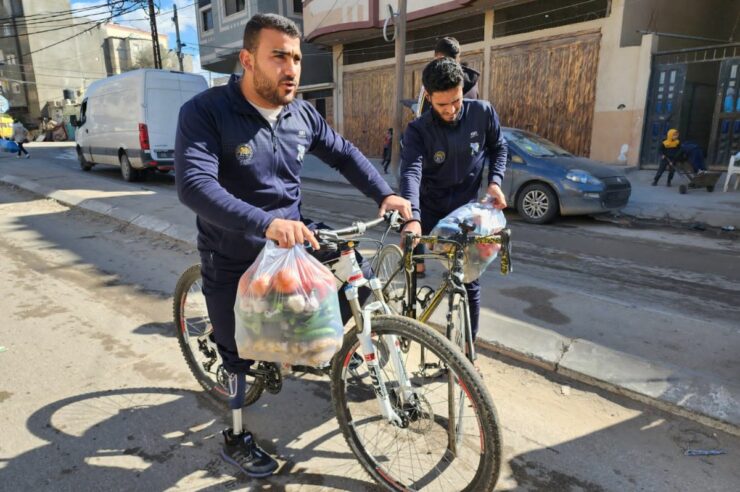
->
[375,244,408,314]
[173,264,264,406]
[331,315,501,491]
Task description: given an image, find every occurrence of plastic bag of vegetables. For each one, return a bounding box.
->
[430,200,507,282]
[234,242,343,366]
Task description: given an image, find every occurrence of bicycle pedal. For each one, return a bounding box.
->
[259,362,283,394]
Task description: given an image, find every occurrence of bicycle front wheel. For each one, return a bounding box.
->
[173,264,264,406]
[331,315,501,491]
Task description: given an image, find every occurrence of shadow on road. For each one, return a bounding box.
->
[4,385,378,490]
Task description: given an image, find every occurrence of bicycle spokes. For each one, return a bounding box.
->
[338,333,487,490]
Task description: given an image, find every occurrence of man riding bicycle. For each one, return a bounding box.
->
[175,13,411,479]
[399,57,508,359]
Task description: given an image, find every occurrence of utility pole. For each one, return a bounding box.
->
[147,0,162,69]
[10,12,31,115]
[172,3,185,71]
[390,0,407,178]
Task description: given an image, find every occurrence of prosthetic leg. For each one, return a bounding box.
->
[229,372,246,433]
[220,371,278,478]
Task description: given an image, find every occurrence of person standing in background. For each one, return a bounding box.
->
[417,36,480,116]
[381,127,393,173]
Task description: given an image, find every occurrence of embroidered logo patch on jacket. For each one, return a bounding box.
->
[433,150,446,164]
[235,143,254,165]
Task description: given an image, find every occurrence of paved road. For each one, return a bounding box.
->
[1,182,738,490]
[2,144,739,432]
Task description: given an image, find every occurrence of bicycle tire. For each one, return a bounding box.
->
[331,315,501,491]
[375,244,408,314]
[173,264,264,406]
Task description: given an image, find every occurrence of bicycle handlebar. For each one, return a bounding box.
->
[403,228,513,275]
[315,211,404,243]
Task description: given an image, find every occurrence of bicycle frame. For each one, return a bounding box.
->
[333,239,472,455]
[327,237,417,427]
[391,229,512,366]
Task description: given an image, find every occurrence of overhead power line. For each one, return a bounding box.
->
[19,2,142,57]
[0,0,126,24]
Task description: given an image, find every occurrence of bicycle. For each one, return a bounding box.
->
[173,212,503,490]
[374,217,512,367]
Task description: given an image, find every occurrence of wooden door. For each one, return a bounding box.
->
[488,31,601,157]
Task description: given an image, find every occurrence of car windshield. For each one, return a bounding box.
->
[504,130,571,157]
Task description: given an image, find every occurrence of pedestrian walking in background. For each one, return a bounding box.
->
[381,127,393,173]
[12,121,30,159]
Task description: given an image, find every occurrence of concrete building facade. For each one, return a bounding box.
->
[0,0,193,129]
[303,0,739,167]
[196,0,334,123]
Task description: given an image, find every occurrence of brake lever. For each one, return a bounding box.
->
[310,230,338,252]
[384,210,404,231]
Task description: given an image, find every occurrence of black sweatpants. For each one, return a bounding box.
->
[653,157,675,184]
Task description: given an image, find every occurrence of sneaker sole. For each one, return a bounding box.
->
[220,449,278,478]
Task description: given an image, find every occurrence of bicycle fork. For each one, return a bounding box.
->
[345,278,414,428]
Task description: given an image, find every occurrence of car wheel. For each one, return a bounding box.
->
[119,152,142,182]
[77,147,93,171]
[517,183,559,224]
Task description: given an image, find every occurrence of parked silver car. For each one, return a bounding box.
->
[502,128,631,224]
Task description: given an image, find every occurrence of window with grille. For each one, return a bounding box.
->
[201,8,213,31]
[224,0,246,17]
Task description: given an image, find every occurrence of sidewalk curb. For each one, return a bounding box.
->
[0,174,197,246]
[473,322,740,438]
[2,173,739,438]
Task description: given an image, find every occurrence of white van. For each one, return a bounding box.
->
[74,69,208,182]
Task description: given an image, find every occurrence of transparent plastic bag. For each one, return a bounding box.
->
[430,200,507,282]
[234,242,343,366]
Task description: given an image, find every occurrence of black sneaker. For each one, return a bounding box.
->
[220,429,278,478]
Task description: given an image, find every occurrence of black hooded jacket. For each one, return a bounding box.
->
[461,64,480,99]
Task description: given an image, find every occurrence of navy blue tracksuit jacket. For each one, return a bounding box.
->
[400,99,507,221]
[400,99,507,340]
[176,75,394,262]
[175,75,394,373]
